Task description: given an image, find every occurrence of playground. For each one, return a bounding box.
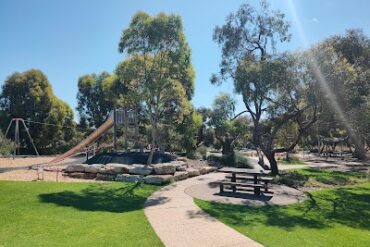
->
[1,1,370,246]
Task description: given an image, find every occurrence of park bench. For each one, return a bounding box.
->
[218,167,273,196]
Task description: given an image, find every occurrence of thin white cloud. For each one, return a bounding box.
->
[312,17,319,22]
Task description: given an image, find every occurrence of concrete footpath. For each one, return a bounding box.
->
[144,172,263,247]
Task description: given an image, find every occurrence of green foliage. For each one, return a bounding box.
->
[0,181,163,246]
[186,150,202,160]
[307,30,370,159]
[77,72,114,128]
[0,130,12,156]
[211,1,320,175]
[208,151,252,168]
[195,183,370,247]
[178,111,203,153]
[211,0,290,83]
[208,93,250,155]
[209,93,236,127]
[196,145,208,160]
[117,12,195,156]
[0,69,76,154]
[203,128,215,147]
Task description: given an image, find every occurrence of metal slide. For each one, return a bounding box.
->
[48,117,114,164]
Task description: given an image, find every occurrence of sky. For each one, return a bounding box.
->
[1,0,370,121]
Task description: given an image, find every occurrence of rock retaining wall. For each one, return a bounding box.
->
[63,159,216,185]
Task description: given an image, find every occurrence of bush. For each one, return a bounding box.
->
[0,131,12,156]
[208,151,252,168]
[186,150,203,160]
[196,146,208,159]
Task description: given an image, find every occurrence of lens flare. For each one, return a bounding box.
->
[286,0,359,142]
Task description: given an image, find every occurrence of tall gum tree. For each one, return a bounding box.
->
[117,12,195,165]
[211,1,291,171]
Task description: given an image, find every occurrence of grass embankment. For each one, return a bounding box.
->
[196,183,370,247]
[0,181,163,247]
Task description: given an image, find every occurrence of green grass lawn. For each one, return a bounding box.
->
[0,181,163,247]
[195,183,370,247]
[274,168,369,188]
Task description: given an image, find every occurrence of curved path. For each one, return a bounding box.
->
[144,172,263,247]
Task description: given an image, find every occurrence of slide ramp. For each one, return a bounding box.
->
[48,117,114,164]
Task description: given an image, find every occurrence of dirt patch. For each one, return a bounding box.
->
[0,168,90,182]
[186,158,210,169]
[0,156,56,168]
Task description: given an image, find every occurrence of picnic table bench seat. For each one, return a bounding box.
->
[225,175,273,181]
[218,167,273,196]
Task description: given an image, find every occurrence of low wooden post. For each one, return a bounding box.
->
[231,172,236,193]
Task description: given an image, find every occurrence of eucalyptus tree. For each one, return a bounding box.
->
[117,12,195,164]
[212,1,291,167]
[0,69,76,153]
[309,30,370,160]
[209,93,249,156]
[77,72,114,129]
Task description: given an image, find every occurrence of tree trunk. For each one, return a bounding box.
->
[266,152,279,175]
[222,137,234,156]
[252,120,265,167]
[147,144,155,166]
[147,116,158,166]
[353,140,367,160]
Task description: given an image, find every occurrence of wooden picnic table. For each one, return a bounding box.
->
[218,167,272,195]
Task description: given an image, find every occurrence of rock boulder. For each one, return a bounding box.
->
[84,164,102,173]
[96,173,116,181]
[65,164,86,173]
[67,172,96,179]
[116,174,143,183]
[199,166,216,175]
[153,163,176,175]
[187,168,200,177]
[106,163,130,174]
[128,164,153,176]
[173,171,189,181]
[144,175,173,185]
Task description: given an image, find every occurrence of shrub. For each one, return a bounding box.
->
[208,151,252,168]
[186,150,203,160]
[0,131,12,156]
[196,146,208,159]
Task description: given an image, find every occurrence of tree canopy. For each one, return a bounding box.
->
[0,69,76,154]
[77,72,114,128]
[117,12,195,164]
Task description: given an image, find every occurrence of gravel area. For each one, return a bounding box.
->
[0,156,88,182]
[0,168,89,182]
[185,175,305,206]
[186,158,210,169]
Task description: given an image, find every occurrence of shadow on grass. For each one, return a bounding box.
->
[199,184,370,230]
[39,183,153,213]
[276,168,367,188]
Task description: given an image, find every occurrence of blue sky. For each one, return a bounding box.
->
[1,0,370,120]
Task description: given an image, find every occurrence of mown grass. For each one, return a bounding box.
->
[274,168,369,188]
[0,181,163,247]
[196,183,370,247]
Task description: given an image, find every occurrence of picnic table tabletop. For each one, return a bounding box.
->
[218,167,270,175]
